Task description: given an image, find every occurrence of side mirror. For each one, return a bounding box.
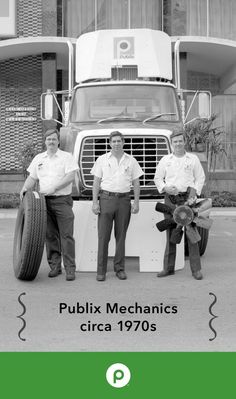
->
[44,91,54,120]
[63,98,71,126]
[198,92,211,119]
[41,89,70,125]
[184,90,212,124]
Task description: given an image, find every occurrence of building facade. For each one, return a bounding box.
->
[0,0,236,192]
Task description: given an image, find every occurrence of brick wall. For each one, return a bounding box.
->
[0,56,43,173]
[17,0,43,37]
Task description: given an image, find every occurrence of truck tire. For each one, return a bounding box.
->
[185,226,209,257]
[13,191,47,281]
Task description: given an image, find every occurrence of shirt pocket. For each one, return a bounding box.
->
[54,162,66,178]
[183,161,193,176]
[121,164,132,178]
[165,161,175,178]
[37,163,47,178]
[102,164,112,179]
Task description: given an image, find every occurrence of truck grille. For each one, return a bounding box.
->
[80,136,170,189]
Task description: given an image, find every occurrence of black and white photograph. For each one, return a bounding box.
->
[0,0,236,352]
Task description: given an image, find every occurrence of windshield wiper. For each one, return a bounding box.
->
[143,113,176,124]
[97,115,137,124]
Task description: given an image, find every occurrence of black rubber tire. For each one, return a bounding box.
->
[185,226,209,257]
[13,191,47,281]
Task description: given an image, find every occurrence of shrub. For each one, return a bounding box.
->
[0,193,20,208]
[211,191,236,207]
[17,140,41,177]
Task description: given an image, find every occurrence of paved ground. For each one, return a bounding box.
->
[0,208,235,352]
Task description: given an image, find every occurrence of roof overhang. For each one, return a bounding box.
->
[0,36,76,69]
[1,35,236,91]
[171,36,236,91]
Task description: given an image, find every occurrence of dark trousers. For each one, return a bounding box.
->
[45,195,76,271]
[97,192,131,275]
[163,194,201,273]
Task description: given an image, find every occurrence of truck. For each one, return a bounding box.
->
[14,29,212,280]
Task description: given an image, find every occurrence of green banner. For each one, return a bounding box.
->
[0,352,234,398]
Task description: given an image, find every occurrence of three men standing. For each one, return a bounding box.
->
[91,131,144,281]
[154,129,205,280]
[20,128,206,282]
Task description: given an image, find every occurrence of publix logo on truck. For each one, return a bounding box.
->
[114,36,134,59]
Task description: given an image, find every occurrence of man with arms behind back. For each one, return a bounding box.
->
[91,131,144,282]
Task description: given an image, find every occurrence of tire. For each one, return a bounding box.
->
[184,226,209,257]
[13,191,47,281]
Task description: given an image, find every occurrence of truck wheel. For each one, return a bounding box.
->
[184,226,209,257]
[13,191,47,281]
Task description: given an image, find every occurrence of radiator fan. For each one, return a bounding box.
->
[155,199,213,244]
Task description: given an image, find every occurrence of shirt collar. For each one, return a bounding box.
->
[108,151,130,160]
[170,151,190,159]
[43,148,60,158]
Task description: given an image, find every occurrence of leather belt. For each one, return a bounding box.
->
[45,195,70,199]
[100,190,129,198]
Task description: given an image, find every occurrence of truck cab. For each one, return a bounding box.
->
[66,80,182,199]
[42,29,210,272]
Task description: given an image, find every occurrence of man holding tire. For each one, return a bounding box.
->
[154,128,205,280]
[20,128,78,281]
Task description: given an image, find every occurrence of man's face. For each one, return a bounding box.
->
[45,133,59,151]
[171,135,185,153]
[110,135,124,152]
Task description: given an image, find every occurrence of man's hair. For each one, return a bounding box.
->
[170,128,185,141]
[109,130,124,141]
[44,128,59,140]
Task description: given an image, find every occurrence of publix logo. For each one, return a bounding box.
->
[106,363,131,388]
[113,37,134,59]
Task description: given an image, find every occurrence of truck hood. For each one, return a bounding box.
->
[70,120,181,131]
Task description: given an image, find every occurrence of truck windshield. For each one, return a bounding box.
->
[70,84,180,123]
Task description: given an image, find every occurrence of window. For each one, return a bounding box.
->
[70,84,180,123]
[63,0,162,38]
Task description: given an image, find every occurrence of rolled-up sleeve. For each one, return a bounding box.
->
[154,158,166,193]
[131,158,144,180]
[64,154,79,174]
[90,157,103,178]
[27,156,39,180]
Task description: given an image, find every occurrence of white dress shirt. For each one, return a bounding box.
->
[154,152,205,195]
[27,149,79,195]
[91,152,144,193]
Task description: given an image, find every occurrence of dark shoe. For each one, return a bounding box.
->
[66,269,76,281]
[96,274,106,282]
[157,270,175,278]
[48,268,62,278]
[192,271,203,280]
[116,270,127,280]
